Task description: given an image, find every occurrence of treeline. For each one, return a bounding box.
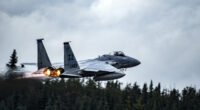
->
[0,78,199,110]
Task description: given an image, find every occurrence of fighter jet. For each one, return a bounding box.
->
[24,39,140,81]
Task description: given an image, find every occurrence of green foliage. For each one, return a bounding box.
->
[7,49,18,69]
[0,78,199,110]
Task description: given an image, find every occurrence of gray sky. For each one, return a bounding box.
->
[0,0,200,90]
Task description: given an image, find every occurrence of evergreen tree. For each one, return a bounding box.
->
[0,76,200,110]
[134,97,143,110]
[123,84,132,110]
[146,81,154,110]
[142,83,148,104]
[7,49,18,69]
[152,83,162,110]
[130,82,141,110]
[149,80,153,98]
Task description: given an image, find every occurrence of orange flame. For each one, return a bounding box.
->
[43,69,60,77]
[44,69,51,76]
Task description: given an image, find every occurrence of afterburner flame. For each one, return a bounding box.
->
[51,69,61,77]
[44,69,51,76]
[55,69,61,76]
[43,69,61,77]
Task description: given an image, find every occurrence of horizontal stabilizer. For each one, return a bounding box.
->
[21,63,37,66]
[60,73,81,78]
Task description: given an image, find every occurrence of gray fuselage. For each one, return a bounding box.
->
[97,54,140,69]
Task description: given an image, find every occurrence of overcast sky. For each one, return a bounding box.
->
[0,0,200,90]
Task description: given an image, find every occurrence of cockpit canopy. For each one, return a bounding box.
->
[113,51,125,57]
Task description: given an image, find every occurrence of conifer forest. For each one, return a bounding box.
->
[0,77,199,110]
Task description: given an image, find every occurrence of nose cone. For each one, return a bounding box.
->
[130,58,141,67]
[135,59,141,66]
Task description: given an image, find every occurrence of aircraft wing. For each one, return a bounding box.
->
[79,59,119,72]
[22,60,119,72]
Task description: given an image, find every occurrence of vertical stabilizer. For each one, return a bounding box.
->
[64,42,80,71]
[37,39,52,69]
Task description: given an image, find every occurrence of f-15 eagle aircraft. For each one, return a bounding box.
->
[24,39,140,81]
